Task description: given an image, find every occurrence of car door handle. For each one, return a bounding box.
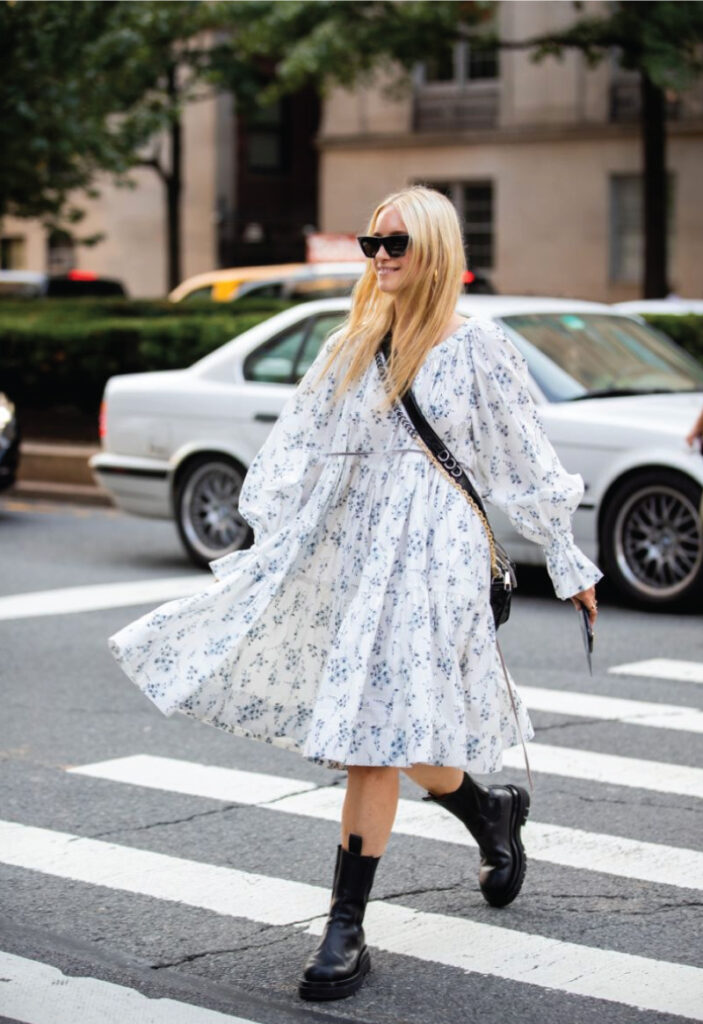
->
[254,412,279,422]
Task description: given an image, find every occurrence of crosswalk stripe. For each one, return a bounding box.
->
[609,659,703,685]
[0,950,257,1024]
[520,686,703,734]
[501,743,703,797]
[68,755,703,891]
[0,577,204,620]
[0,820,700,1020]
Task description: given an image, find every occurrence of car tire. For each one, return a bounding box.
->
[175,455,253,569]
[600,469,703,609]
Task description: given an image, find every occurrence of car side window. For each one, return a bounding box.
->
[182,286,214,301]
[244,324,308,384]
[293,314,346,381]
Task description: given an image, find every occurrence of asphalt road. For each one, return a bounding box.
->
[1,495,702,1024]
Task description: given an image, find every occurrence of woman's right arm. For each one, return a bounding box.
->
[465,319,603,601]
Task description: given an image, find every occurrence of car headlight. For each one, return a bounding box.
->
[0,394,16,440]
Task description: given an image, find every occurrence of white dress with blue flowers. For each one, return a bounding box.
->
[108,318,602,772]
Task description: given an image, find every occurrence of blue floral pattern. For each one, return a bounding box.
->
[109,318,602,772]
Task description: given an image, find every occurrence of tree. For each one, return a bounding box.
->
[1,1,490,288]
[0,1,147,244]
[496,1,703,297]
[0,1,251,286]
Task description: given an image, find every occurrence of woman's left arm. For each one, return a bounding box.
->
[465,319,603,602]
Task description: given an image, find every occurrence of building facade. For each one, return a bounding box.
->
[2,1,701,300]
[318,1,703,302]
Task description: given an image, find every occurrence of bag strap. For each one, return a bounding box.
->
[378,334,487,512]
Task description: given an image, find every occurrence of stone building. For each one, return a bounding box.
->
[2,0,701,301]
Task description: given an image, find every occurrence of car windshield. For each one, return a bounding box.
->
[501,313,703,401]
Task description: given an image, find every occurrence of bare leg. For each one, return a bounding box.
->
[342,766,399,856]
[402,763,463,796]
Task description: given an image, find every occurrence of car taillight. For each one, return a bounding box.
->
[99,400,107,440]
[68,269,98,281]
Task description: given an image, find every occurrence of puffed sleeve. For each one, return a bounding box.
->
[465,318,602,599]
[236,330,348,545]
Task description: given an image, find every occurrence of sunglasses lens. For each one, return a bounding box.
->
[385,236,409,258]
[357,237,379,258]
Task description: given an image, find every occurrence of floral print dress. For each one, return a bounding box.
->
[109,318,602,772]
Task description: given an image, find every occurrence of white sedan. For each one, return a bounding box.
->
[91,296,703,609]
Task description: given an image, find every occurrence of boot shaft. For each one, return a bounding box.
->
[330,833,380,922]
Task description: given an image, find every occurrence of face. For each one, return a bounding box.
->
[371,205,416,295]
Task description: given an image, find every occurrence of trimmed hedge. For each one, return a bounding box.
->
[642,314,703,364]
[1,300,701,422]
[0,297,294,414]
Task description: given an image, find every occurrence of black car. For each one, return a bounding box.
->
[0,394,20,492]
[0,270,127,298]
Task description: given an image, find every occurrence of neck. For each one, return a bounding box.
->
[391,294,413,334]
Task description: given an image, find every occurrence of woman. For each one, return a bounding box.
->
[109,186,601,1002]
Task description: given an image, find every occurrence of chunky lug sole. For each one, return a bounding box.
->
[298,946,371,1001]
[483,784,530,908]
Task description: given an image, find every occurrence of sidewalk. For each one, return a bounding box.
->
[12,440,112,506]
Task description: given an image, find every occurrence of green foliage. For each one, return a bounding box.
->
[215,1,493,101]
[643,315,703,364]
[0,298,289,414]
[507,1,703,92]
[0,0,266,229]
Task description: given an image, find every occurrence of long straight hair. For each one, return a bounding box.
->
[314,185,466,410]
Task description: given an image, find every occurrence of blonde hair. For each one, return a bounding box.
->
[314,185,466,409]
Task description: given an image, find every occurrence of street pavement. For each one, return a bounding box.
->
[1,495,702,1024]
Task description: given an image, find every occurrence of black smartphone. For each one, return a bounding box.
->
[577,604,594,674]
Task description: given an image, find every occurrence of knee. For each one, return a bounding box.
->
[347,765,399,782]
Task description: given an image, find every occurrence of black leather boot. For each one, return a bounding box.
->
[424,773,529,908]
[298,833,379,1001]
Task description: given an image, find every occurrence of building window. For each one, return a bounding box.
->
[0,236,26,270]
[423,41,498,85]
[423,181,494,270]
[609,174,675,284]
[246,100,287,173]
[47,229,75,275]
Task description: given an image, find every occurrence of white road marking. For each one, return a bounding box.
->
[69,755,703,891]
[609,659,703,685]
[0,950,258,1024]
[520,686,703,734]
[501,742,703,797]
[0,577,205,620]
[0,821,700,1020]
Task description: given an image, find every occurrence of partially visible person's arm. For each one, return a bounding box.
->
[686,406,703,449]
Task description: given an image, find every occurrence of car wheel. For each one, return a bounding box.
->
[600,470,703,608]
[175,455,253,568]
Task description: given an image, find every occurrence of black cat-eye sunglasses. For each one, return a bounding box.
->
[357,234,411,259]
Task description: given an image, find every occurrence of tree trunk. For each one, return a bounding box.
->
[166,65,182,292]
[640,71,668,298]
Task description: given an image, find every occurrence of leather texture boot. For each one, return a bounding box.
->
[424,772,529,908]
[298,833,380,1001]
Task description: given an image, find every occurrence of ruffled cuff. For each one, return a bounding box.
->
[544,535,603,600]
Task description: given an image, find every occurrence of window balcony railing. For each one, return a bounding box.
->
[610,79,682,123]
[414,83,499,133]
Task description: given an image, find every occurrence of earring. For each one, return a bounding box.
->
[433,269,438,284]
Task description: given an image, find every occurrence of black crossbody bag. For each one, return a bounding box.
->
[375,333,517,629]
